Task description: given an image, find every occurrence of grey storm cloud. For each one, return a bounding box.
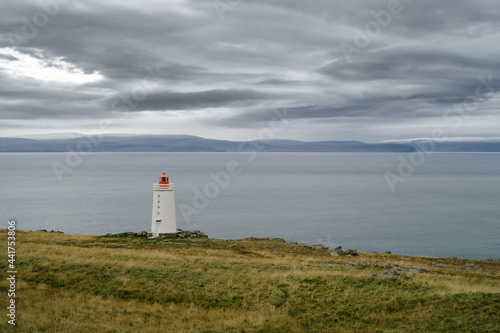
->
[0,0,499,139]
[107,88,278,112]
[0,53,18,61]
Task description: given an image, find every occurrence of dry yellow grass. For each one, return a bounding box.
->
[1,229,499,332]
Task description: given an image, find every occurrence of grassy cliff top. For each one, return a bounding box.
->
[1,229,499,332]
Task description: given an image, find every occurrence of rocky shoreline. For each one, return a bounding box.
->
[30,229,500,263]
[101,229,209,239]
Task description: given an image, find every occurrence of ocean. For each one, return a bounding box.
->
[1,152,499,259]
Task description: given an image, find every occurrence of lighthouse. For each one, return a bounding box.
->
[150,172,177,237]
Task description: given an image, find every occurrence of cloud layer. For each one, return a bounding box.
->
[1,0,499,141]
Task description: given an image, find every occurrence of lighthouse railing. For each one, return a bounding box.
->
[153,183,174,191]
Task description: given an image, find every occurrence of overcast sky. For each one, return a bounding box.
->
[1,0,499,142]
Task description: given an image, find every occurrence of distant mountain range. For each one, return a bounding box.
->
[0,134,415,152]
[1,134,499,152]
[381,138,500,152]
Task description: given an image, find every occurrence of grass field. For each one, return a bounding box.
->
[1,229,499,332]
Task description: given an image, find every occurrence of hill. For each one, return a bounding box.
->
[0,134,416,152]
[381,138,500,152]
[3,134,500,153]
[1,229,499,332]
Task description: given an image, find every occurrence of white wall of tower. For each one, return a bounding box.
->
[151,185,176,236]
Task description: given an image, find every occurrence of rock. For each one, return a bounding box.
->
[180,230,208,238]
[105,230,208,239]
[463,263,475,269]
[330,246,343,255]
[344,249,358,256]
[285,241,298,245]
[37,229,48,232]
[318,263,343,267]
[383,251,392,254]
[229,243,237,248]
[428,262,437,266]
[304,244,329,250]
[152,230,209,239]
[372,271,411,280]
[247,237,285,242]
[383,271,411,280]
[404,267,428,274]
[403,257,410,261]
[383,264,429,274]
[330,252,340,256]
[159,233,177,238]
[436,264,448,268]
[385,264,402,271]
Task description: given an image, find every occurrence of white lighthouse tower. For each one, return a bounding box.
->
[150,172,177,237]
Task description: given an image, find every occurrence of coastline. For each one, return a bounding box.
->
[19,228,500,262]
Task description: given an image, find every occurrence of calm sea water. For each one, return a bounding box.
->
[1,152,499,259]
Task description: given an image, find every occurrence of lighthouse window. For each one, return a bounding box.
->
[158,201,160,203]
[158,206,160,209]
[157,195,160,198]
[157,212,160,215]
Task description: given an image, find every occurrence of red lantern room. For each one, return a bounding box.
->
[158,172,169,184]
